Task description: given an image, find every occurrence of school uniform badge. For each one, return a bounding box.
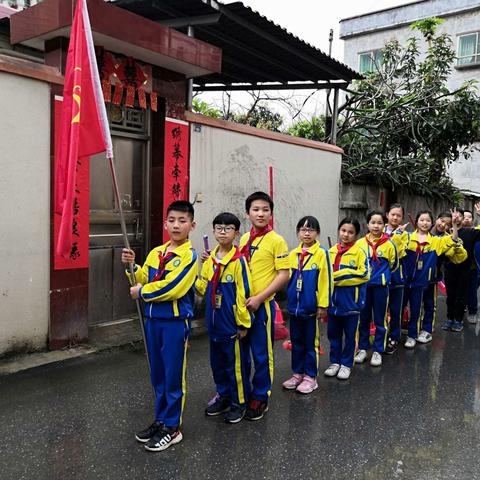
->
[173,259,181,267]
[225,274,234,282]
[310,263,317,270]
[349,260,356,267]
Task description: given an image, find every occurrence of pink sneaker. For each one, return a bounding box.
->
[296,375,318,394]
[282,373,303,390]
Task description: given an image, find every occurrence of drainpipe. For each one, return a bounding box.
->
[186,25,194,111]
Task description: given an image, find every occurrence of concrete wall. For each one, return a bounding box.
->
[340,3,480,195]
[188,118,342,253]
[340,182,479,234]
[0,71,50,356]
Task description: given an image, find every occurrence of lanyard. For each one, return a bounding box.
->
[247,234,267,262]
[297,250,313,278]
[211,247,242,308]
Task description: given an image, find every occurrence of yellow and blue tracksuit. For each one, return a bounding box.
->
[327,242,370,369]
[403,231,464,339]
[239,229,289,402]
[357,235,398,353]
[127,240,198,429]
[286,241,333,378]
[196,245,253,408]
[422,232,467,333]
[384,227,409,342]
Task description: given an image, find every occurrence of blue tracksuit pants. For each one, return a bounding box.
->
[422,283,437,334]
[388,286,404,342]
[327,313,359,369]
[404,286,424,339]
[359,285,389,353]
[245,299,276,402]
[290,314,320,378]
[210,338,250,407]
[467,268,479,315]
[144,317,190,428]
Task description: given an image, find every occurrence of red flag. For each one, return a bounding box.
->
[55,0,112,258]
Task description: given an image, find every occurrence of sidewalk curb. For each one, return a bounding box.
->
[0,318,208,377]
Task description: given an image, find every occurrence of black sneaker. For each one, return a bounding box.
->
[442,319,454,331]
[385,339,398,355]
[144,427,183,452]
[224,405,246,424]
[205,395,231,416]
[135,421,163,443]
[451,320,464,332]
[245,400,268,421]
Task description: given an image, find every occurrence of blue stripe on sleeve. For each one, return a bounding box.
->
[321,246,333,305]
[240,256,250,299]
[142,251,198,300]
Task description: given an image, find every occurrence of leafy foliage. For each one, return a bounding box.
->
[338,18,480,201]
[192,98,221,118]
[233,105,284,132]
[286,116,325,141]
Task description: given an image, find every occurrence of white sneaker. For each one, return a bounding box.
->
[417,330,433,344]
[324,363,340,377]
[405,337,416,349]
[370,351,382,367]
[354,349,367,364]
[468,314,478,324]
[336,365,351,380]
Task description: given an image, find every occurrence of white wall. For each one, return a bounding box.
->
[189,121,342,253]
[0,72,50,355]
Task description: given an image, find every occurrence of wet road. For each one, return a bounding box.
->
[1,299,480,480]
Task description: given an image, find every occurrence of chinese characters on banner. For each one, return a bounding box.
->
[53,97,90,270]
[163,118,189,243]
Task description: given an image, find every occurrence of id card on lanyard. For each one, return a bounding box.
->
[296,251,312,292]
[416,242,426,270]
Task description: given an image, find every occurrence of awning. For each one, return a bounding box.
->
[9,0,222,78]
[112,0,362,91]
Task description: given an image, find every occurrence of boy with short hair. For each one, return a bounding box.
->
[121,200,198,452]
[196,212,253,424]
[239,191,289,420]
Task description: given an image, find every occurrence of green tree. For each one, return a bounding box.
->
[234,105,283,132]
[338,18,480,201]
[286,116,326,141]
[192,98,221,118]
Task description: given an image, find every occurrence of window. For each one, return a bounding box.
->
[358,50,384,74]
[457,32,480,65]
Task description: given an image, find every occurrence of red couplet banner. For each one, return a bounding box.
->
[53,97,90,270]
[163,118,189,243]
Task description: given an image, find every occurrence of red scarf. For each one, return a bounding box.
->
[240,225,272,263]
[211,246,242,308]
[152,250,175,282]
[297,247,311,275]
[415,241,428,256]
[333,243,354,271]
[365,234,390,265]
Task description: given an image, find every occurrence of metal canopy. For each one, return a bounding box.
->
[111,0,362,91]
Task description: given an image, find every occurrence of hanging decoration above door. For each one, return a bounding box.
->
[95,47,158,112]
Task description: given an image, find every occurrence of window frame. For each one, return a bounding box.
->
[358,49,384,74]
[457,31,480,67]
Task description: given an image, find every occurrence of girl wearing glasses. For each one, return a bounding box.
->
[282,216,333,394]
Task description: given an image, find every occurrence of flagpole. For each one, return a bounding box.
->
[107,154,154,396]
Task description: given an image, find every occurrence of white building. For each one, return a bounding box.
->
[340,0,480,196]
